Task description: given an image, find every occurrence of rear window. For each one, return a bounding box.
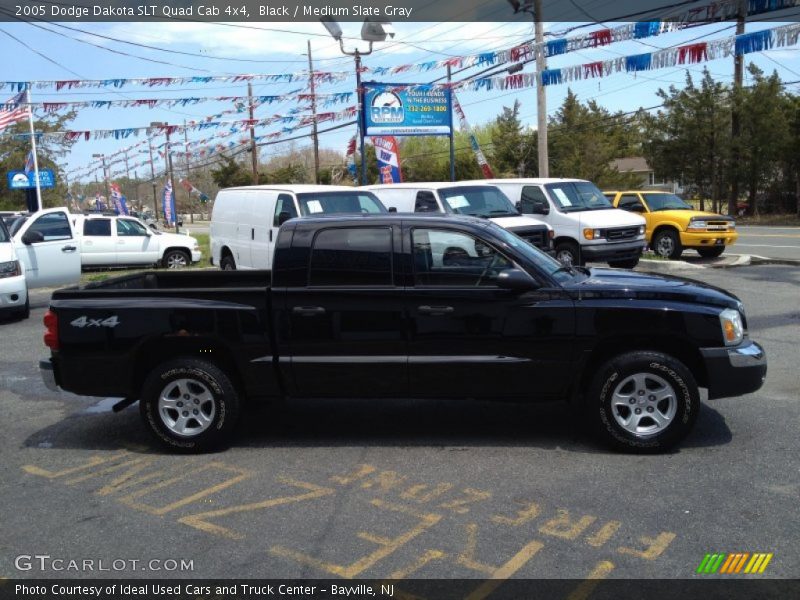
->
[0,220,8,243]
[297,192,386,216]
[84,219,111,236]
[308,227,393,287]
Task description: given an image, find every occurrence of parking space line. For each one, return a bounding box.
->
[566,560,615,600]
[463,539,545,600]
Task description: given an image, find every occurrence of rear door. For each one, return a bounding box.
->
[116,218,159,265]
[283,223,407,397]
[14,209,81,288]
[80,218,116,266]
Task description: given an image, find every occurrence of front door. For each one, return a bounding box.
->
[284,224,407,398]
[405,226,575,400]
[116,218,159,265]
[14,210,81,288]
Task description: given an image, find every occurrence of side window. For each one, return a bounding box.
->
[520,186,548,213]
[116,219,148,236]
[83,219,111,236]
[274,193,298,227]
[414,191,439,213]
[618,194,644,211]
[309,227,393,287]
[412,228,512,287]
[29,212,72,241]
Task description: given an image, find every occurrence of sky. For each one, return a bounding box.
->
[1,9,799,188]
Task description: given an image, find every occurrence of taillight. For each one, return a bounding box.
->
[43,310,59,350]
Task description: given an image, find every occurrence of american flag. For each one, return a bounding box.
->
[0,92,31,131]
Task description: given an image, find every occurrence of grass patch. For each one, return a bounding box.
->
[641,251,669,261]
[736,214,800,227]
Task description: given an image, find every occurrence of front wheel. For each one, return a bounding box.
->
[139,358,240,452]
[163,249,190,269]
[587,351,699,453]
[220,254,236,271]
[608,257,639,269]
[555,241,583,266]
[653,229,682,260]
[697,246,725,258]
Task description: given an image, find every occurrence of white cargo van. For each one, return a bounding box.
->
[210,185,388,270]
[483,178,647,268]
[363,182,554,254]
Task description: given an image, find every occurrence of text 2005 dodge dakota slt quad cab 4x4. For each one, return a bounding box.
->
[40,214,766,453]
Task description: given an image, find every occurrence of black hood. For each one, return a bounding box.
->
[564,268,742,311]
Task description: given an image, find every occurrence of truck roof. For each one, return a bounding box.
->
[362,182,504,191]
[220,184,360,193]
[480,178,590,184]
[289,212,491,228]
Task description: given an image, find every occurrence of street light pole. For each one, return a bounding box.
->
[151,122,179,233]
[147,137,158,220]
[92,153,111,204]
[306,40,321,184]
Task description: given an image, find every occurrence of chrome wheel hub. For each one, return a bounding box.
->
[611,372,677,437]
[157,378,215,437]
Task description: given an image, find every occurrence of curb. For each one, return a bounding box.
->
[634,253,799,272]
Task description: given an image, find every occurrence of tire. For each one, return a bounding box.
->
[139,358,240,452]
[652,229,682,260]
[608,257,639,269]
[162,249,190,269]
[555,241,583,266]
[697,246,725,258]
[586,351,699,453]
[17,296,30,320]
[220,254,236,271]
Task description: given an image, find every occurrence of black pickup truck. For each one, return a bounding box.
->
[40,214,766,453]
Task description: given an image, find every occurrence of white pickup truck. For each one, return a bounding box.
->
[72,213,202,269]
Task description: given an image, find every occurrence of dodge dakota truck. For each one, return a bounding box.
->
[40,214,767,453]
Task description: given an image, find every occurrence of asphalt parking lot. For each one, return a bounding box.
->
[0,264,798,590]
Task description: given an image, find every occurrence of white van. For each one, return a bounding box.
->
[483,178,646,268]
[363,182,554,254]
[1,207,82,320]
[210,185,388,270]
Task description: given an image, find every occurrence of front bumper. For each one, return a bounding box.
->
[0,275,27,310]
[701,340,767,400]
[581,239,646,262]
[40,359,60,392]
[679,230,738,249]
[191,250,203,263]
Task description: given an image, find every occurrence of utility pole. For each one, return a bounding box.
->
[447,64,455,182]
[183,119,194,224]
[248,82,259,184]
[307,40,321,184]
[533,0,548,178]
[147,137,158,219]
[729,0,747,217]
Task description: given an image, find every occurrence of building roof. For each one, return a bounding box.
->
[610,157,651,173]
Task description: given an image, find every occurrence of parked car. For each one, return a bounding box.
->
[604,191,738,259]
[210,184,388,270]
[363,182,554,255]
[71,213,201,269]
[2,207,82,319]
[483,179,646,268]
[41,214,766,453]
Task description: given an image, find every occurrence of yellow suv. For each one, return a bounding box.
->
[603,191,737,259]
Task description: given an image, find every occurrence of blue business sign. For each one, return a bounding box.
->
[7,169,56,190]
[363,82,451,137]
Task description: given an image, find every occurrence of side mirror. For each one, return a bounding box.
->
[21,230,45,245]
[388,206,397,213]
[532,202,550,215]
[148,223,158,231]
[496,268,539,292]
[277,211,292,226]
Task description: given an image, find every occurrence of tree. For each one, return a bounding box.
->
[209,156,253,188]
[642,70,730,211]
[491,101,535,176]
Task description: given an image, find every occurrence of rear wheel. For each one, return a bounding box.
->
[555,241,583,266]
[139,358,240,452]
[653,229,682,259]
[587,351,699,453]
[608,257,640,269]
[220,254,236,271]
[697,246,725,258]
[163,249,190,269]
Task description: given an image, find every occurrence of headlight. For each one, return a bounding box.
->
[687,220,708,231]
[719,308,744,346]
[729,221,736,229]
[638,225,645,235]
[0,260,21,279]
[583,228,603,240]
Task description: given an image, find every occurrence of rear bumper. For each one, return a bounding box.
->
[40,359,60,392]
[701,340,767,400]
[581,240,646,262]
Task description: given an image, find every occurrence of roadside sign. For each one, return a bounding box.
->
[6,169,56,190]
[363,82,452,136]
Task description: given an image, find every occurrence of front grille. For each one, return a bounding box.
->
[705,220,731,230]
[605,226,639,241]
[511,227,549,250]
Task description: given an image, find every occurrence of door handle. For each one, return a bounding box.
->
[61,245,77,252]
[251,228,255,240]
[418,305,454,315]
[292,306,326,317]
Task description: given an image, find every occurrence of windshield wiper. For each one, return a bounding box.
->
[488,210,519,216]
[552,265,577,277]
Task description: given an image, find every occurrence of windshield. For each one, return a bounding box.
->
[439,186,519,218]
[642,193,693,211]
[296,191,387,216]
[487,222,576,284]
[545,182,613,212]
